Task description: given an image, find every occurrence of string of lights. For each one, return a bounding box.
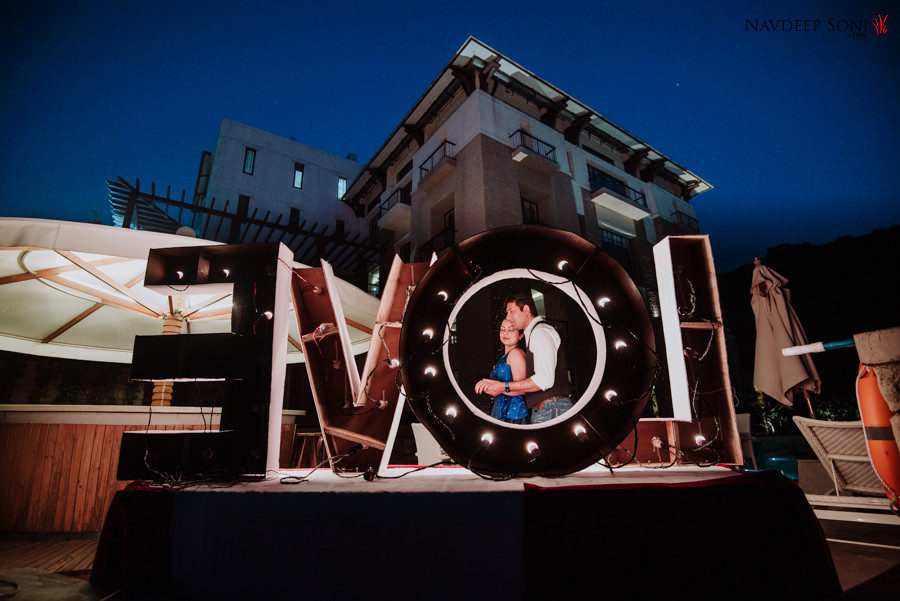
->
[398,226,658,477]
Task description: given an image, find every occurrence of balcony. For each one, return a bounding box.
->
[588,170,650,220]
[672,210,700,233]
[419,141,456,188]
[377,186,411,233]
[509,130,557,173]
[417,226,455,262]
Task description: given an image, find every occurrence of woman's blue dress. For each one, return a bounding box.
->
[489,352,529,424]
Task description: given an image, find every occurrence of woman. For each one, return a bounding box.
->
[480,319,529,424]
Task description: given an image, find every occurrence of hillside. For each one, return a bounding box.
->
[716,225,899,421]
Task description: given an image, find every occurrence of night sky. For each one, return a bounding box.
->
[1,0,897,270]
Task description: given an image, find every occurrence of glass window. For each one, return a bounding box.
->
[293,163,304,189]
[243,148,256,175]
[337,177,347,199]
[367,262,380,297]
[521,198,539,225]
[600,228,633,275]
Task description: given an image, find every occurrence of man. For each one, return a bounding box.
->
[475,294,574,423]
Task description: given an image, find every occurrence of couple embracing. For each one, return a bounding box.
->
[474,294,574,425]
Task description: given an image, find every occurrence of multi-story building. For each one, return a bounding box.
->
[342,38,712,414]
[343,37,710,297]
[194,118,364,244]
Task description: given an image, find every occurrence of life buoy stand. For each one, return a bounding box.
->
[856,364,900,514]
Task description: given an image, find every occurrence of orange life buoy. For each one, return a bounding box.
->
[856,364,900,513]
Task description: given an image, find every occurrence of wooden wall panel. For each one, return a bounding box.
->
[0,420,300,533]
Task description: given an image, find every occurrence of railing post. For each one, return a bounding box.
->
[228,195,249,243]
[122,178,139,229]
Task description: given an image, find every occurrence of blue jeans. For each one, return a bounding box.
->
[530,398,573,424]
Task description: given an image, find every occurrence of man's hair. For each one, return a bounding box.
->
[505,293,537,317]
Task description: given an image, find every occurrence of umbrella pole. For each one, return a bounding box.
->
[802,389,816,419]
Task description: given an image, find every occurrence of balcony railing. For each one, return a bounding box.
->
[588,170,647,209]
[509,129,556,163]
[419,141,456,179]
[417,226,456,261]
[380,186,411,217]
[672,210,700,233]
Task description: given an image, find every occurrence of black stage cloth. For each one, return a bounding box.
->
[91,468,839,600]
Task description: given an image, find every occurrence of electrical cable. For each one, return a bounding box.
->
[373,458,453,479]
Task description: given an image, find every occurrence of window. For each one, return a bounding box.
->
[521,198,539,225]
[337,177,347,199]
[600,228,633,275]
[367,262,380,297]
[587,165,626,195]
[242,148,256,175]
[293,163,304,189]
[443,208,455,231]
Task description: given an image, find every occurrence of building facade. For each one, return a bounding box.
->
[194,119,364,244]
[344,38,711,302]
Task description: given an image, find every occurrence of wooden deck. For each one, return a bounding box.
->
[0,536,98,573]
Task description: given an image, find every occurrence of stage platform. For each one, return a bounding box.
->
[91,466,841,600]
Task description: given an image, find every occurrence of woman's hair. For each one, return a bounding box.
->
[504,293,537,317]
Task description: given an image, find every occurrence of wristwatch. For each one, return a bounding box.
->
[505,382,510,394]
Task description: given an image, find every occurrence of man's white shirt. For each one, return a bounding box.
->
[523,317,561,391]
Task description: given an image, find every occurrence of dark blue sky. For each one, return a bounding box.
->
[2,0,897,270]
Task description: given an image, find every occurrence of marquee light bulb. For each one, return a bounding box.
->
[423,328,434,340]
[573,425,587,438]
[222,268,230,277]
[651,436,663,449]
[481,433,493,445]
[598,297,611,307]
[614,340,627,350]
[557,260,568,270]
[262,310,273,320]
[604,390,618,401]
[526,442,539,455]
[438,291,449,301]
[390,359,400,368]
[445,406,458,419]
[695,435,706,446]
[176,270,184,279]
[424,366,437,377]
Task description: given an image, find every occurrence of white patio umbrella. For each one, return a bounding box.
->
[0,218,376,365]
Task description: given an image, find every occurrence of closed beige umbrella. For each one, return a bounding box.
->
[751,260,821,413]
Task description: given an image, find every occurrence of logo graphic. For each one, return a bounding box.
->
[873,13,888,34]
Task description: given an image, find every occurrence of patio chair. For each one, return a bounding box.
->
[792,416,883,496]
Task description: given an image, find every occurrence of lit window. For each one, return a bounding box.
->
[293,163,304,189]
[338,177,347,199]
[367,262,380,297]
[243,148,256,175]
